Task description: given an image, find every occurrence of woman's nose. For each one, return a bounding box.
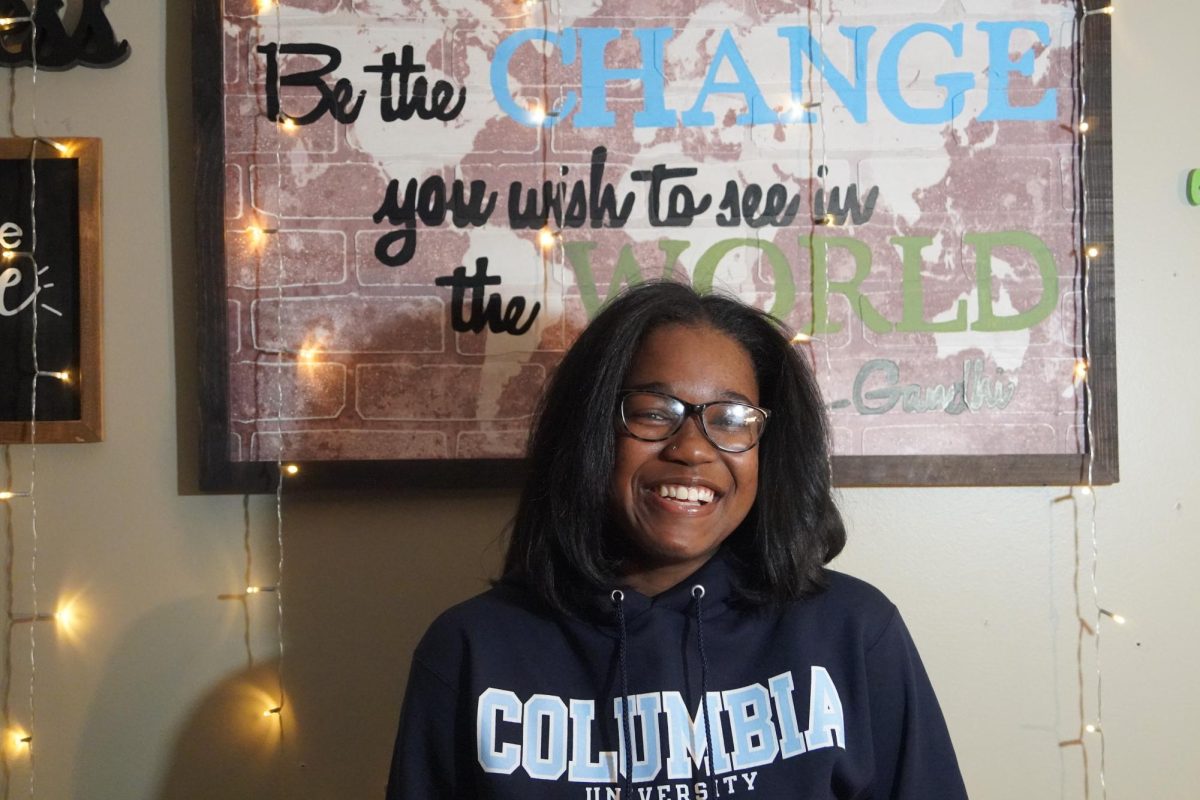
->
[662,414,717,462]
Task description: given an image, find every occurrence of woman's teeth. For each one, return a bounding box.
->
[657,485,715,504]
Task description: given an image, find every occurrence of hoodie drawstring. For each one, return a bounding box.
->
[692,584,716,799]
[611,589,634,799]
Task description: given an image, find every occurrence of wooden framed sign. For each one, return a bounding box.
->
[0,137,103,444]
[193,0,1115,491]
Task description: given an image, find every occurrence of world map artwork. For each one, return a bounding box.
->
[220,0,1087,464]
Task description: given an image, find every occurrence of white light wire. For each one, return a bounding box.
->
[269,0,287,745]
[1076,3,1106,795]
[23,4,42,796]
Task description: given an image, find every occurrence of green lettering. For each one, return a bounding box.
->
[967,231,1058,332]
[564,239,690,319]
[809,235,893,334]
[693,238,795,319]
[893,235,967,332]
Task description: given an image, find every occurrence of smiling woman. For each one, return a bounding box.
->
[387,282,967,799]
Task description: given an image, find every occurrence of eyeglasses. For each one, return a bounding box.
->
[617,391,769,453]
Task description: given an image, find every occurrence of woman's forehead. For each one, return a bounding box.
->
[624,324,759,404]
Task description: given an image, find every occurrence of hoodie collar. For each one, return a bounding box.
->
[599,548,739,624]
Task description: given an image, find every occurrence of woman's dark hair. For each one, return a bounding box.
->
[503,280,845,612]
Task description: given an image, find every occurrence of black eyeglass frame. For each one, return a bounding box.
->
[616,390,771,453]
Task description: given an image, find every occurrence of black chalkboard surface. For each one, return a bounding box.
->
[0,138,102,444]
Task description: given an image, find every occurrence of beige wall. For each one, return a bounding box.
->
[0,2,1194,798]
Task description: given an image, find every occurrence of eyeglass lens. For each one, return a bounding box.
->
[620,392,765,452]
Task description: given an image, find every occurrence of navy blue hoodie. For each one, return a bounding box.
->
[387,552,967,799]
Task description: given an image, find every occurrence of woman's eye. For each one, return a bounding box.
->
[710,407,751,430]
[633,409,674,423]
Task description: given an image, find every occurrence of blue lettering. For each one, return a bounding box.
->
[723,684,780,770]
[490,28,578,127]
[477,688,522,773]
[522,694,569,780]
[767,671,808,758]
[681,29,778,127]
[662,691,732,779]
[576,28,676,128]
[569,699,618,782]
[805,667,846,751]
[878,23,975,125]
[777,26,876,123]
[977,20,1057,121]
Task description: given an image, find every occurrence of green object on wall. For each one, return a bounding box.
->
[1189,170,1200,206]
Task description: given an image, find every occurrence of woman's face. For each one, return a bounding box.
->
[610,323,760,591]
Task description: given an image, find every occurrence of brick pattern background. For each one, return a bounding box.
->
[222,0,1084,462]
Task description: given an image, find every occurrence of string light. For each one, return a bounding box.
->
[36,370,72,384]
[1099,608,1126,625]
[536,227,560,250]
[278,115,298,133]
[298,345,320,364]
[0,16,31,29]
[262,705,282,718]
[1086,245,1100,259]
[527,100,547,125]
[1085,723,1101,734]
[1084,5,1114,16]
[283,464,300,476]
[0,491,31,501]
[256,0,276,13]
[814,213,837,227]
[1073,359,1089,384]
[791,332,813,345]
[35,137,70,155]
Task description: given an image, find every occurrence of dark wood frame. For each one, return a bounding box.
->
[0,137,103,445]
[192,1,1117,492]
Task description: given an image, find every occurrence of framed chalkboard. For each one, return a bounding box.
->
[0,137,102,444]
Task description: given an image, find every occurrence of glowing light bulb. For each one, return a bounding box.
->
[299,346,319,365]
[1101,609,1127,625]
[537,227,560,250]
[1073,359,1089,385]
[51,370,71,384]
[1077,485,1092,496]
[528,101,547,125]
[1085,723,1100,734]
[2,249,15,261]
[1086,246,1100,259]
[815,214,837,226]
[263,706,282,717]
[257,0,276,12]
[9,730,30,750]
[0,17,32,29]
[279,116,298,133]
[0,492,13,501]
[791,332,813,345]
[1078,120,1090,133]
[248,225,265,244]
[284,464,300,476]
[36,137,70,155]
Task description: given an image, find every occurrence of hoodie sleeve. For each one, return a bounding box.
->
[385,655,470,800]
[865,608,968,799]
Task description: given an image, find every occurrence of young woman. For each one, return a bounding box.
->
[387,282,967,799]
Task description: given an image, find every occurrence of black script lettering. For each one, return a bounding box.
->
[507,147,635,231]
[259,42,366,125]
[363,46,467,122]
[373,176,497,267]
[434,258,540,335]
[813,165,879,225]
[716,180,803,228]
[632,164,712,227]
